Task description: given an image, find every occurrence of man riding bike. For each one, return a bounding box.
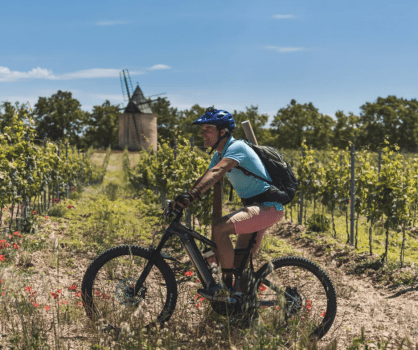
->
[172,107,284,301]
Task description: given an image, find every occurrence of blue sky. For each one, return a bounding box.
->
[1,0,418,128]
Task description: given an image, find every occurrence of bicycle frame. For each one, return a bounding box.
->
[133,208,256,296]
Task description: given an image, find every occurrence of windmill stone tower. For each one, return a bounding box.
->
[118,69,164,152]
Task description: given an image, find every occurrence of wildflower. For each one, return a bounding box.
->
[54,198,59,203]
[95,291,102,297]
[67,205,73,209]
[184,271,193,276]
[194,294,201,300]
[0,245,3,249]
[13,243,19,250]
[33,210,36,214]
[45,216,49,219]
[195,303,202,308]
[13,231,19,236]
[0,279,2,283]
[0,240,5,244]
[259,283,267,292]
[0,255,5,261]
[70,285,77,290]
[3,207,7,210]
[50,292,59,300]
[276,306,280,310]
[19,240,22,244]
[320,311,326,317]
[45,305,50,311]
[78,302,82,306]
[33,302,39,307]
[196,279,201,283]
[103,294,109,300]
[198,297,205,302]
[5,243,10,248]
[63,300,68,305]
[1,292,5,296]
[57,289,62,293]
[25,286,32,292]
[75,291,82,297]
[8,235,12,239]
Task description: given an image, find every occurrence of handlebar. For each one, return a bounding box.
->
[163,200,184,222]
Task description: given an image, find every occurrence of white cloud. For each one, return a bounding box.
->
[264,46,306,53]
[0,65,172,82]
[96,20,129,26]
[149,64,171,70]
[273,14,295,19]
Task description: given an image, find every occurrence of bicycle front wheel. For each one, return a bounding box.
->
[81,245,178,335]
[255,256,337,341]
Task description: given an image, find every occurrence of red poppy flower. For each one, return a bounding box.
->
[33,210,36,214]
[75,291,81,297]
[70,285,77,290]
[25,286,32,292]
[45,305,50,311]
[184,271,193,276]
[0,255,5,261]
[78,302,82,306]
[320,311,326,317]
[259,283,267,292]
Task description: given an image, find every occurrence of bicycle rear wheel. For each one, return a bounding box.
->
[81,245,178,335]
[255,256,337,341]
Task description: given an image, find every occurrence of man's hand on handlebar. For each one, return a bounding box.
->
[171,189,202,211]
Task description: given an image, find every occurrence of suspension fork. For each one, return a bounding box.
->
[133,228,174,296]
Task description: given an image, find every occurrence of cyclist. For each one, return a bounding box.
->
[172,107,284,301]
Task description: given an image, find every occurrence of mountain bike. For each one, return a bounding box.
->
[81,199,337,341]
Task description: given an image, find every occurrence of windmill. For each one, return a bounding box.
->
[119,69,166,151]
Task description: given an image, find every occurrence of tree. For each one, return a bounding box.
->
[0,101,31,132]
[270,100,334,150]
[231,105,270,144]
[358,96,418,152]
[32,90,88,148]
[150,97,182,146]
[332,111,361,149]
[82,100,121,149]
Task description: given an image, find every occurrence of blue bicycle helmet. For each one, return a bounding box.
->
[192,107,235,155]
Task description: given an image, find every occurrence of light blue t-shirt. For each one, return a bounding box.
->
[208,135,284,212]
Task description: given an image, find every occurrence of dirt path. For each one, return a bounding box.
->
[269,220,418,348]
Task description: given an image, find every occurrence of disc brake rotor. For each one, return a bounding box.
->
[284,286,304,316]
[116,278,146,306]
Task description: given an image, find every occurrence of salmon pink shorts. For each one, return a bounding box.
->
[227,203,284,253]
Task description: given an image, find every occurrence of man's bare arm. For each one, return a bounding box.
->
[192,158,238,197]
[191,169,210,191]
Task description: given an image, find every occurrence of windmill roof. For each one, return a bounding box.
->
[124,85,153,114]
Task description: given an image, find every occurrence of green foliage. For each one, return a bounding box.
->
[270,99,335,150]
[127,131,214,230]
[31,90,88,148]
[307,213,331,232]
[83,100,121,150]
[47,204,68,218]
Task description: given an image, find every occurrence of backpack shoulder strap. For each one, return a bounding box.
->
[220,139,273,185]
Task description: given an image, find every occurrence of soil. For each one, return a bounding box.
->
[266,219,418,348]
